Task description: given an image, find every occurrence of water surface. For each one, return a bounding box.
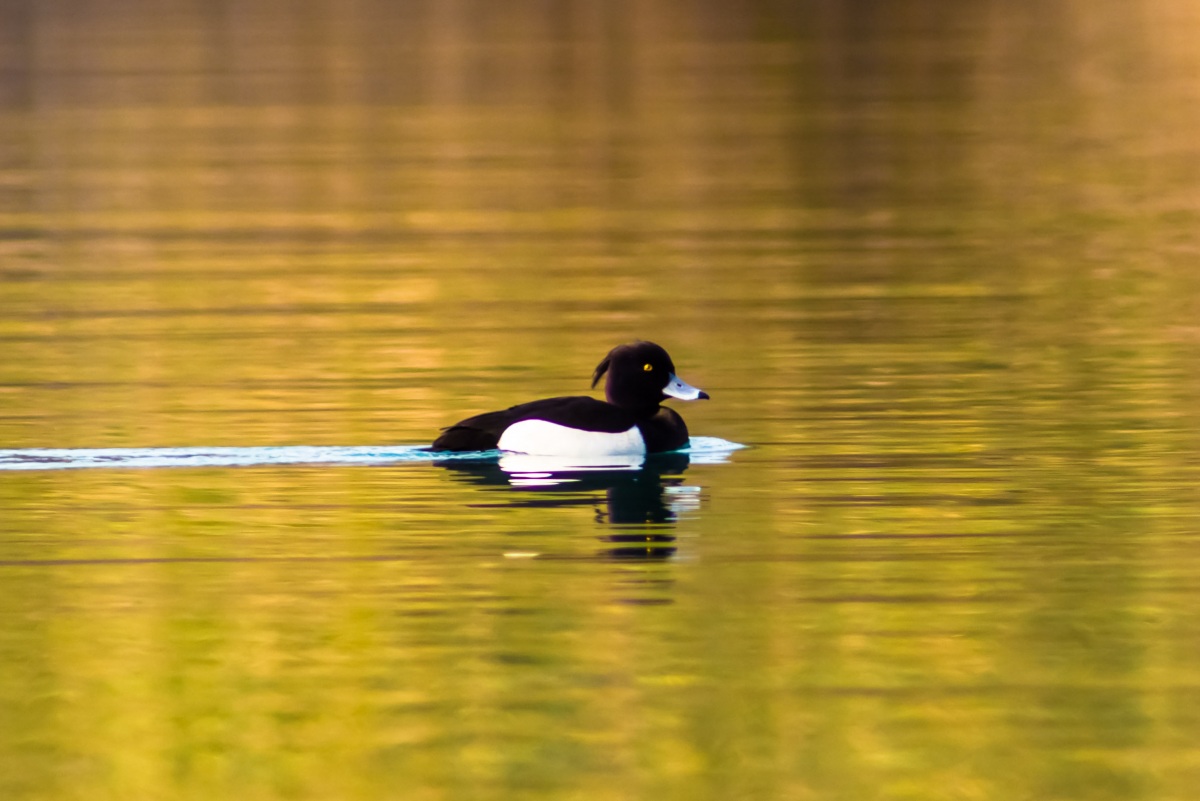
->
[3,2,1200,800]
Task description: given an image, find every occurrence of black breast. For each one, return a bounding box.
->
[636,407,690,453]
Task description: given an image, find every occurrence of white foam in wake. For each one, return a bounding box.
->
[0,437,745,471]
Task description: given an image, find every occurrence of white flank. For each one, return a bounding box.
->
[497,419,646,456]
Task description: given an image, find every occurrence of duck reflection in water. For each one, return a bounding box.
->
[435,451,696,560]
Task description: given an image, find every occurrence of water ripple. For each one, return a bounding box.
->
[0,437,744,471]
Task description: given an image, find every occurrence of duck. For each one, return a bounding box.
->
[430,341,709,455]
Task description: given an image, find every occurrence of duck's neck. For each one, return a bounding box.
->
[611,398,662,419]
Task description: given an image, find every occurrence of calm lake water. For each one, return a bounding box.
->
[3,1,1200,799]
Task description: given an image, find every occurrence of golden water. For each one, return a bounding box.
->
[3,2,1200,799]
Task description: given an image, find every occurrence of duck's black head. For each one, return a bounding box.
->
[591,341,709,413]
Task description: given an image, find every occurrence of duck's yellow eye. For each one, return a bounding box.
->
[643,363,653,372]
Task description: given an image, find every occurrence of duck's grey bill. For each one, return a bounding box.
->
[663,373,710,401]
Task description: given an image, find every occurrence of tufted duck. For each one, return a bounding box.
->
[431,341,709,455]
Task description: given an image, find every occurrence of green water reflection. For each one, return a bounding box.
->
[3,0,1200,799]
